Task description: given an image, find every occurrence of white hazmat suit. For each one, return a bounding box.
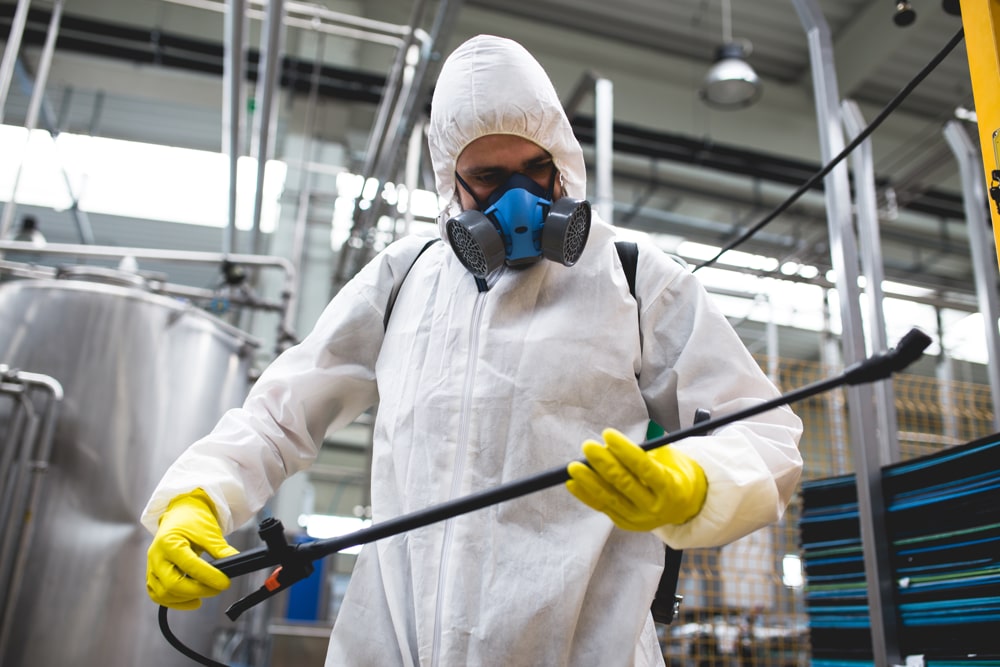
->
[142,34,802,667]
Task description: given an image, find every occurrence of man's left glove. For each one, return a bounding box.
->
[566,428,708,531]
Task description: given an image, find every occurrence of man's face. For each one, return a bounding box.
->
[455,134,563,211]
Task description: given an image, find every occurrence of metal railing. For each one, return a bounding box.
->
[0,365,63,661]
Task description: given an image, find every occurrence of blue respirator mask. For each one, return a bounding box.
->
[446,169,591,279]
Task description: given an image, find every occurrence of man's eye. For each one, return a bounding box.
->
[476,173,505,187]
[527,161,553,176]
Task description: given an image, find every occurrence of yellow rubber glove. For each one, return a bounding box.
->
[146,488,239,610]
[566,428,708,531]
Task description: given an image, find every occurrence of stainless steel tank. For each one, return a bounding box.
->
[0,268,259,667]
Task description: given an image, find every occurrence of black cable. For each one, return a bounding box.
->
[158,605,229,667]
[692,27,965,273]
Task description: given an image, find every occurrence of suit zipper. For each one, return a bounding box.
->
[429,271,496,666]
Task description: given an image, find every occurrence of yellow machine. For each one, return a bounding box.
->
[961,0,1000,265]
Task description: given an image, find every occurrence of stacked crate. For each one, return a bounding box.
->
[799,474,873,667]
[883,433,1000,663]
[800,433,1000,666]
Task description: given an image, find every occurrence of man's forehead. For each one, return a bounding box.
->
[457,135,551,171]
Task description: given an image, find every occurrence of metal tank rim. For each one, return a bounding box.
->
[1,274,263,351]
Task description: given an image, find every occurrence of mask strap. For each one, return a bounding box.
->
[455,165,559,209]
[454,172,487,211]
[546,164,558,199]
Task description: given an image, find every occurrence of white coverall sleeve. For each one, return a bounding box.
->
[140,239,427,534]
[636,248,804,549]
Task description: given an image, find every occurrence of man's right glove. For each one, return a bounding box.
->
[146,488,239,610]
[566,428,708,531]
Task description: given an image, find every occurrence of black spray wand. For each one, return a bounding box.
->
[215,326,930,609]
[161,327,931,665]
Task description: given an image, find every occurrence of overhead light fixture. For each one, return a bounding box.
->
[893,1,917,26]
[941,0,961,16]
[954,106,978,123]
[699,0,762,110]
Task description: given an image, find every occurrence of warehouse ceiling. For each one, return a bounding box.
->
[462,0,978,309]
[454,0,974,298]
[0,0,986,323]
[467,0,970,122]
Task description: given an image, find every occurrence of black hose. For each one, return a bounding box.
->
[158,605,229,667]
[692,27,965,273]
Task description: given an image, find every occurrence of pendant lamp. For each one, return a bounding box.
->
[699,0,762,110]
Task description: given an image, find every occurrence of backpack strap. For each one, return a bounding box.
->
[615,240,686,626]
[614,241,638,300]
[388,238,686,624]
[384,238,442,330]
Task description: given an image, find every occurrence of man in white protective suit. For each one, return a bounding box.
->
[143,34,803,667]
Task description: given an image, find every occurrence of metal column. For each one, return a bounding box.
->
[180,0,424,270]
[766,302,779,384]
[791,1,901,664]
[943,120,1000,429]
[564,71,615,224]
[363,0,463,233]
[0,0,31,123]
[0,0,64,240]
[842,99,901,463]
[333,0,464,288]
[222,0,246,255]
[821,291,850,474]
[285,32,326,333]
[595,78,614,224]
[356,0,429,199]
[934,309,961,442]
[249,0,286,257]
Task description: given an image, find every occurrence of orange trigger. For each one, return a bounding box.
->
[264,566,283,591]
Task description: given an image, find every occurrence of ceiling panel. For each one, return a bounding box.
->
[467,0,967,119]
[0,0,985,308]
